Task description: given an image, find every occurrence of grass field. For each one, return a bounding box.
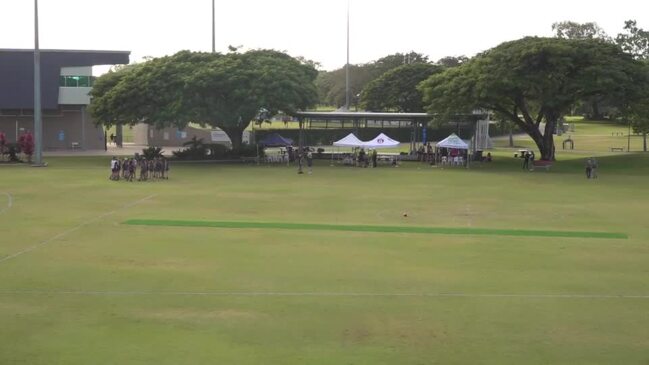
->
[1,128,649,364]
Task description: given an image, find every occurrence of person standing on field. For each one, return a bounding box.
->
[590,157,598,179]
[372,149,378,168]
[522,152,530,170]
[306,149,313,174]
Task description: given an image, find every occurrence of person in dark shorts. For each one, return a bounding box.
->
[306,149,313,174]
[139,158,148,181]
[372,149,378,168]
[110,156,119,180]
[128,159,136,182]
[585,158,593,179]
[523,152,530,170]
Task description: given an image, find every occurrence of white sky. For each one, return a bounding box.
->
[1,0,647,73]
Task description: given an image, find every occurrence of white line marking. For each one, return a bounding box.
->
[0,194,156,264]
[0,290,647,299]
[0,192,12,215]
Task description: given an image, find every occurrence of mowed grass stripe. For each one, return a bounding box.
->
[123,219,628,239]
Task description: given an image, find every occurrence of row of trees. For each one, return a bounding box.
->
[315,52,467,108]
[89,20,649,160]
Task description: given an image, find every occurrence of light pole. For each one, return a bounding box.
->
[344,0,350,111]
[211,0,215,53]
[33,0,43,166]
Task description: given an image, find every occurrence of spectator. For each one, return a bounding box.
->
[523,152,530,170]
[306,150,313,174]
[591,157,598,179]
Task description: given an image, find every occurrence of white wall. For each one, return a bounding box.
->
[58,87,91,105]
[60,66,92,76]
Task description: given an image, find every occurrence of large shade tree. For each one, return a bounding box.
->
[360,63,443,112]
[552,21,614,119]
[315,52,428,107]
[420,37,649,160]
[552,21,611,41]
[90,50,319,150]
[616,20,649,60]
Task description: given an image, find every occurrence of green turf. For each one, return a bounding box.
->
[1,121,649,364]
[124,219,628,239]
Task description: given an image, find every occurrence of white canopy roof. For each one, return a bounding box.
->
[333,133,364,147]
[363,133,401,149]
[436,133,469,150]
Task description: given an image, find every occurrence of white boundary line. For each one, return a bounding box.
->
[0,290,647,299]
[0,192,12,215]
[0,194,156,264]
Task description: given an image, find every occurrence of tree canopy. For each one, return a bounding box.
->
[89,50,318,150]
[552,21,611,41]
[360,63,443,112]
[420,37,649,160]
[315,52,429,107]
[616,20,649,60]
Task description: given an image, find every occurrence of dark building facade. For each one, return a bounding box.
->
[0,49,129,150]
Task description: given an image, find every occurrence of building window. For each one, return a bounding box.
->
[59,76,95,87]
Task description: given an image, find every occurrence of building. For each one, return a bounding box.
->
[0,49,130,150]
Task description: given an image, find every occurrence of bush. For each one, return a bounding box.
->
[172,138,263,160]
[205,143,230,159]
[236,144,261,158]
[142,146,164,159]
[4,143,22,162]
[172,137,208,160]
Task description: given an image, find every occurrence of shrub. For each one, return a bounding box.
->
[205,143,230,159]
[172,137,208,160]
[5,143,21,162]
[172,138,264,160]
[142,146,164,159]
[236,144,261,158]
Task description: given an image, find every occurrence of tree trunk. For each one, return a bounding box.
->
[524,120,555,161]
[541,118,556,161]
[221,126,244,152]
[508,127,514,147]
[590,101,603,120]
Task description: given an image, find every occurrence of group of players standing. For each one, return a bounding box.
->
[110,156,169,182]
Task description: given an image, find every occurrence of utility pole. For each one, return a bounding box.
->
[344,0,350,111]
[33,0,43,166]
[211,0,216,53]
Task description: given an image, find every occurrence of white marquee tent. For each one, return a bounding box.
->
[435,133,470,167]
[363,133,401,149]
[333,133,365,147]
[436,133,469,149]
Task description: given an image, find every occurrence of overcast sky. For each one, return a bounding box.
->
[1,0,647,73]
